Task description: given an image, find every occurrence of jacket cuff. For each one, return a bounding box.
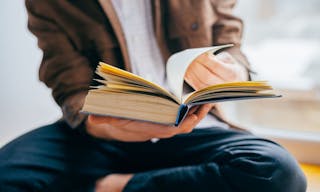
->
[61,91,88,129]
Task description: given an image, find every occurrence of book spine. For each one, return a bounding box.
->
[175,104,189,126]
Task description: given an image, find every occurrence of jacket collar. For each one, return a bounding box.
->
[98,0,131,71]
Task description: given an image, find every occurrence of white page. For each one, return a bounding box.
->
[166,44,233,101]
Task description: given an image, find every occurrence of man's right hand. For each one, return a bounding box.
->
[85,104,213,142]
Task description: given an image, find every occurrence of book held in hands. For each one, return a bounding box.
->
[82,45,279,125]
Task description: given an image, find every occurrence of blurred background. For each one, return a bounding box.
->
[230,0,320,137]
[1,1,320,190]
[0,0,319,146]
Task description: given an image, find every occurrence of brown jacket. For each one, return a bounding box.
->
[26,0,250,129]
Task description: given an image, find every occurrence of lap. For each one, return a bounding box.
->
[0,121,126,191]
[0,120,295,191]
[135,127,289,172]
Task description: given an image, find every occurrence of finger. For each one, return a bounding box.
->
[194,104,213,120]
[177,113,199,134]
[192,63,225,86]
[185,61,224,90]
[185,61,212,88]
[216,52,249,81]
[179,104,213,134]
[188,106,200,114]
[176,105,200,134]
[179,104,212,133]
[196,53,234,81]
[109,105,211,139]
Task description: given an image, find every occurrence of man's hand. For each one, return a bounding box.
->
[95,173,133,192]
[185,52,248,90]
[86,52,247,142]
[86,104,213,142]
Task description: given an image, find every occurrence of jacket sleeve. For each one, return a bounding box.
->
[211,0,252,74]
[25,1,92,128]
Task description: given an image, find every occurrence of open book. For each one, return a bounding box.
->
[82,45,279,125]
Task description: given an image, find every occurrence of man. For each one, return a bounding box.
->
[0,0,306,191]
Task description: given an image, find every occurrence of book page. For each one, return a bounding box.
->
[182,81,277,104]
[183,81,271,103]
[166,44,233,101]
[98,62,180,103]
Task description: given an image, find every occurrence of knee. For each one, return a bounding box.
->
[268,148,307,192]
[222,141,307,192]
[0,152,20,191]
[0,148,33,191]
[0,136,46,191]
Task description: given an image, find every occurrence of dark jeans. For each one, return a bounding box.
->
[0,121,306,192]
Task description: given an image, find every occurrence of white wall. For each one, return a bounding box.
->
[0,1,61,146]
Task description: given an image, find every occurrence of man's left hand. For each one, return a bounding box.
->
[185,51,249,90]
